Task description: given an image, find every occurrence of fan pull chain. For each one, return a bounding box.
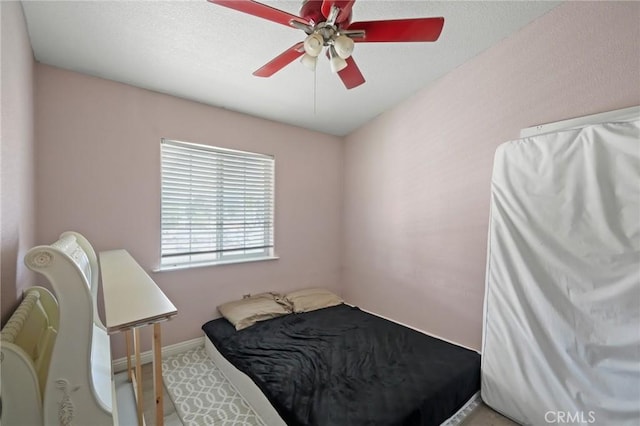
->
[313,66,317,115]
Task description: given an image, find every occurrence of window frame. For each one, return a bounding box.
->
[157,138,277,271]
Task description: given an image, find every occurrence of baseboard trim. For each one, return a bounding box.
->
[346,303,480,354]
[112,336,205,373]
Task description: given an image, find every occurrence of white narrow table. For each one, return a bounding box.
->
[100,249,177,426]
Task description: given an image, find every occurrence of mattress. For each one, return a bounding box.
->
[202,304,481,426]
[482,118,640,425]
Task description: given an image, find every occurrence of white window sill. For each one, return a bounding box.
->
[152,255,279,273]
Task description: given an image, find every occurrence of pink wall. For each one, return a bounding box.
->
[18,1,640,359]
[35,65,343,357]
[343,1,640,351]
[1,1,36,325]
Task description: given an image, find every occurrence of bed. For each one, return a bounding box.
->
[202,303,481,426]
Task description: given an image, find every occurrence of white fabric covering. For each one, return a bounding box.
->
[481,119,640,425]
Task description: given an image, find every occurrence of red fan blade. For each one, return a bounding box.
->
[208,0,310,27]
[348,17,444,42]
[321,0,355,24]
[337,56,365,89]
[253,42,305,77]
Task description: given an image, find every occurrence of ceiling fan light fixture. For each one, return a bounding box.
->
[333,34,354,59]
[328,46,348,73]
[300,53,317,71]
[303,33,324,57]
[207,0,445,90]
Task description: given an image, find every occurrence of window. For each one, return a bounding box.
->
[160,139,275,269]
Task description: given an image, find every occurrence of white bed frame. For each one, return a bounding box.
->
[1,232,116,425]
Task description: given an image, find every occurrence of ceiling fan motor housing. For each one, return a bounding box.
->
[300,0,352,26]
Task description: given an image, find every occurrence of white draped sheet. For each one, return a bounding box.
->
[481,119,640,425]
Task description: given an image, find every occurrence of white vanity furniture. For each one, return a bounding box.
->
[1,232,176,426]
[100,249,177,426]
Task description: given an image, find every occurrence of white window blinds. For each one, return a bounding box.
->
[161,139,274,268]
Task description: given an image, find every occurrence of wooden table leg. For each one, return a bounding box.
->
[125,329,133,382]
[153,323,164,426]
[133,327,144,425]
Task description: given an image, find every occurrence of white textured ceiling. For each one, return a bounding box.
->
[22,0,560,136]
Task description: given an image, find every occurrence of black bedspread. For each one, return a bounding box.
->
[202,304,480,426]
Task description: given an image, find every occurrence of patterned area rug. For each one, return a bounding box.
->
[163,346,266,426]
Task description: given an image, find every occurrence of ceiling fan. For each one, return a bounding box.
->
[207,0,445,89]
